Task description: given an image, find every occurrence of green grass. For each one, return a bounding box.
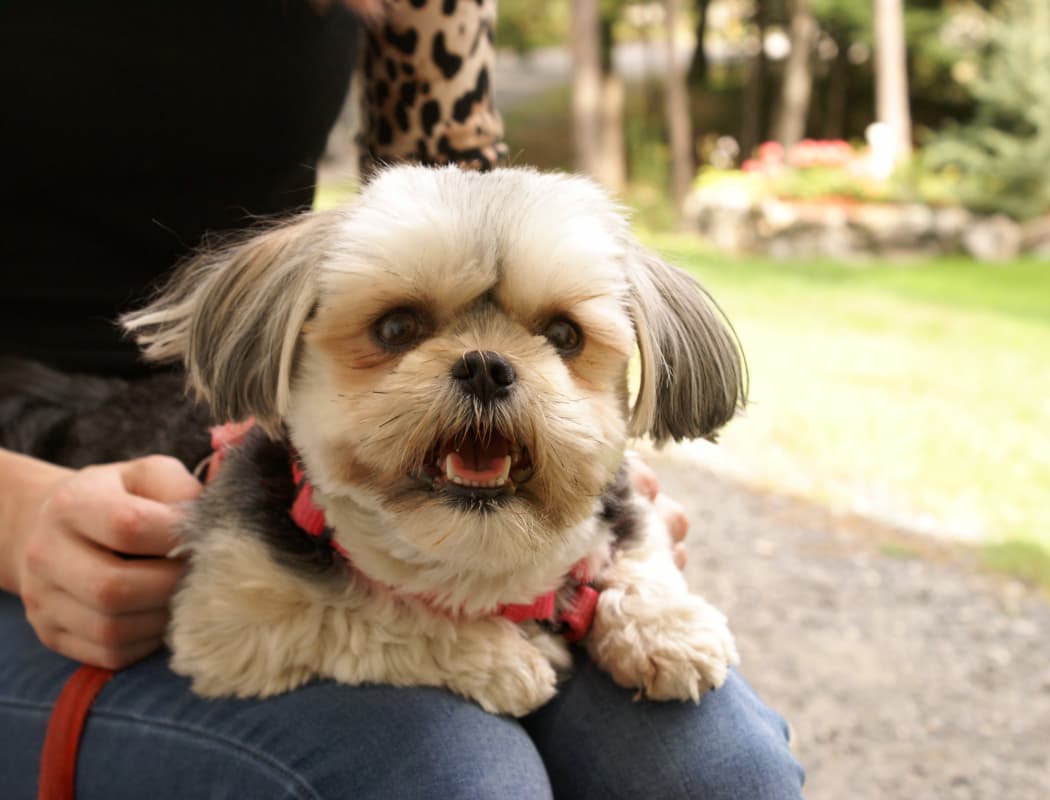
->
[984,540,1050,587]
[647,235,1050,585]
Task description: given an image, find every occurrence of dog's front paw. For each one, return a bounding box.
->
[589,588,739,703]
[445,622,560,717]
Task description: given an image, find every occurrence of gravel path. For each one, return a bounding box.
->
[648,449,1050,800]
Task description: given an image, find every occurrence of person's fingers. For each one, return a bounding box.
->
[47,468,189,557]
[57,532,185,615]
[121,455,203,505]
[44,627,165,671]
[654,493,689,543]
[38,587,172,650]
[673,542,688,570]
[625,452,659,502]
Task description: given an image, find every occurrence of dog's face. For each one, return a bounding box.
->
[291,169,638,569]
[126,166,745,574]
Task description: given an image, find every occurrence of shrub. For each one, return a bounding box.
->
[922,0,1050,221]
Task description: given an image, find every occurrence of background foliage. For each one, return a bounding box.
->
[923,0,1050,219]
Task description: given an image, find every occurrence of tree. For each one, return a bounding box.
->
[687,0,712,86]
[925,0,1050,219]
[570,0,626,191]
[571,0,604,180]
[665,0,694,212]
[873,0,912,161]
[811,0,871,139]
[773,0,820,148]
[738,1,770,159]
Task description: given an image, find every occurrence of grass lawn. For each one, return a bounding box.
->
[645,234,1050,585]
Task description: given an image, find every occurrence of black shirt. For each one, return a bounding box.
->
[0,1,360,376]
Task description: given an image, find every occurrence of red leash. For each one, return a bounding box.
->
[37,665,115,800]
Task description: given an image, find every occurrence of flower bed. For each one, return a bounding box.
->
[686,140,1050,261]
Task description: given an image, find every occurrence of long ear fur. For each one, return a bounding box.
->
[627,244,747,445]
[122,212,338,436]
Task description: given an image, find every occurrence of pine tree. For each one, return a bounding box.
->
[925,0,1050,220]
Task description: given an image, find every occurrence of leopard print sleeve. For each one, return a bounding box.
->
[360,0,507,172]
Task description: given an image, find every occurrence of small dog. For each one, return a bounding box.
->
[21,166,746,716]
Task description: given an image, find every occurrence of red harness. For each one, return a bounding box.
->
[38,421,599,799]
[210,420,600,642]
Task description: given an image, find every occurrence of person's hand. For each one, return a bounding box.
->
[626,453,689,570]
[15,456,202,669]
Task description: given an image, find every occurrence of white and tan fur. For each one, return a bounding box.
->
[124,166,744,716]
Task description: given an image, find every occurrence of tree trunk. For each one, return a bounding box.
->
[687,0,711,86]
[665,0,694,215]
[739,3,767,159]
[571,0,603,179]
[773,0,818,149]
[873,0,912,161]
[597,15,626,193]
[822,29,850,140]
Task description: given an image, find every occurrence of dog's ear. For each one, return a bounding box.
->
[626,243,747,445]
[122,211,338,436]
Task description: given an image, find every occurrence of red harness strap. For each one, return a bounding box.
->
[37,665,115,800]
[288,450,598,635]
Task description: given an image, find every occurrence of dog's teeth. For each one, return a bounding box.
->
[442,453,513,489]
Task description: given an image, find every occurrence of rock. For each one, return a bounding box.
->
[1020,214,1050,258]
[706,207,757,253]
[961,214,1023,261]
[848,203,908,248]
[756,199,800,236]
[934,206,974,249]
[818,224,871,262]
[885,203,937,248]
[682,188,1035,261]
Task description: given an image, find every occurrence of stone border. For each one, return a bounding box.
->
[684,192,1050,262]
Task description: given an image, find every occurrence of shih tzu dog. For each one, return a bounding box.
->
[7,166,745,716]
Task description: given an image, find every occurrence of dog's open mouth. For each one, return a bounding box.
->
[417,431,534,503]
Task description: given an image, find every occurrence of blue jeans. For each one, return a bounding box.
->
[0,592,803,799]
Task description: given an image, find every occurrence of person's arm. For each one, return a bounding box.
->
[0,449,70,594]
[0,448,202,668]
[359,0,506,171]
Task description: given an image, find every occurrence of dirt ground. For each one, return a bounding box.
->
[648,449,1050,800]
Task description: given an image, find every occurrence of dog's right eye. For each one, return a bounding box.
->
[542,316,584,356]
[373,308,426,351]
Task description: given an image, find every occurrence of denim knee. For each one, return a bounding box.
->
[83,680,555,800]
[687,711,805,800]
[523,664,804,800]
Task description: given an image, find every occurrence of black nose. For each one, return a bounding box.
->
[451,350,516,403]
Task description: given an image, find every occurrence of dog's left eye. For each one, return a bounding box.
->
[374,308,426,350]
[543,317,584,356]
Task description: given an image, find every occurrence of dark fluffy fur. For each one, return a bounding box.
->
[198,427,345,579]
[0,358,212,470]
[599,464,641,547]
